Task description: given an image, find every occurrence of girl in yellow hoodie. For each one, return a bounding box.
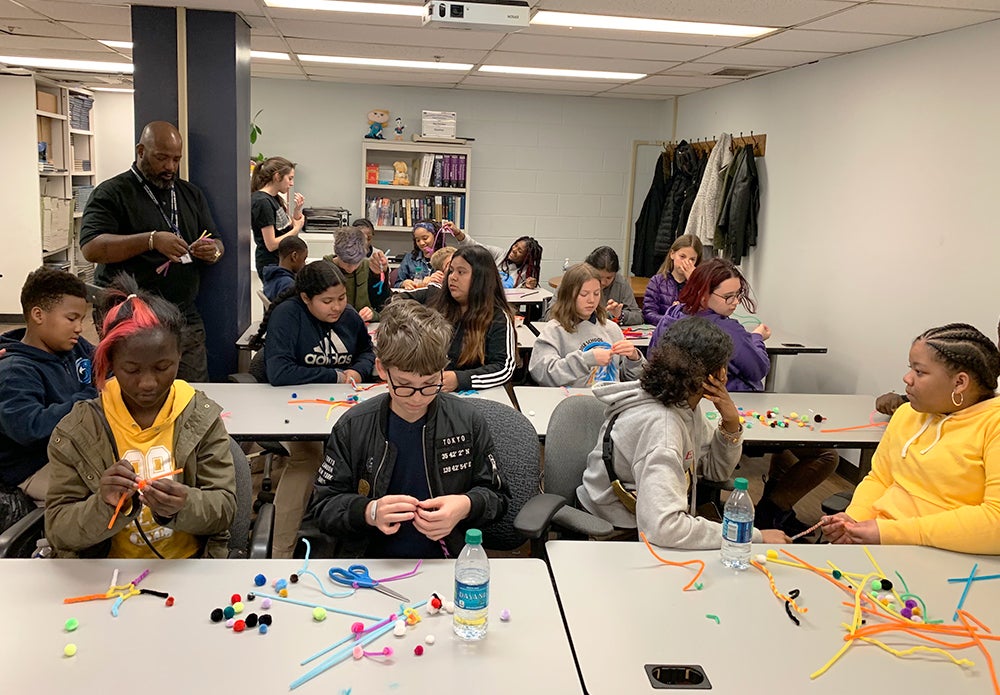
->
[822,323,1000,554]
[45,277,236,558]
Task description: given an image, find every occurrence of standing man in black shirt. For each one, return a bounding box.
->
[80,121,224,382]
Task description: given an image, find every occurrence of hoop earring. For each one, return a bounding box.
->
[951,390,964,407]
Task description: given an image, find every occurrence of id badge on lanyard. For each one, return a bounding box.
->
[132,166,192,264]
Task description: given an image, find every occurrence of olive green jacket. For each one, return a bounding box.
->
[44,391,236,558]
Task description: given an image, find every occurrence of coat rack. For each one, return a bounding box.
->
[668,132,767,157]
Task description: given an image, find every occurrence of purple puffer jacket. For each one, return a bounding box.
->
[642,273,683,325]
[650,304,770,391]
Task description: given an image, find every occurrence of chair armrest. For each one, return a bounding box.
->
[513,493,567,540]
[250,502,274,559]
[699,478,735,492]
[551,506,616,539]
[0,507,45,558]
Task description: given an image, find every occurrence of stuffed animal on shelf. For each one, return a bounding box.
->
[366,109,390,139]
[392,161,409,186]
[393,117,405,141]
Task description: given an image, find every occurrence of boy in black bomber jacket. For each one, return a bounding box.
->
[309,299,509,558]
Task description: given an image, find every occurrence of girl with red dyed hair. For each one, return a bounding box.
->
[44,274,236,558]
[649,258,770,392]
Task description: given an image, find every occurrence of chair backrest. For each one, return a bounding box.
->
[544,395,607,504]
[464,398,540,551]
[227,437,253,558]
[248,350,268,383]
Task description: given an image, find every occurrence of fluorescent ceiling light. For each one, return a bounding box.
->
[91,87,135,93]
[479,65,645,80]
[299,54,472,70]
[265,0,422,16]
[0,55,133,73]
[532,11,775,38]
[99,40,133,49]
[251,51,291,60]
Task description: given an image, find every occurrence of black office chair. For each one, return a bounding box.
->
[821,490,853,516]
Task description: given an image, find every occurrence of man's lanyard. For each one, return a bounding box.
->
[131,165,180,237]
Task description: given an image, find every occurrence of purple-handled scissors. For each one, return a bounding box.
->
[329,564,409,601]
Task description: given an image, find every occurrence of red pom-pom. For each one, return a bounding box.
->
[165,596,175,607]
[233,620,246,633]
[413,645,424,656]
[230,593,241,605]
[430,596,443,609]
[351,621,365,634]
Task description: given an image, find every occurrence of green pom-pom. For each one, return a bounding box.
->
[694,582,704,591]
[832,570,842,579]
[871,580,882,591]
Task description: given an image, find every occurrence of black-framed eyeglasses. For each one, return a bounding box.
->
[387,371,444,397]
[711,292,741,305]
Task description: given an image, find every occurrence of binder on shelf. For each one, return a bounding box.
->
[431,154,444,187]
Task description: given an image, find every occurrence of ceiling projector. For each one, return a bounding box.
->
[422,1,530,31]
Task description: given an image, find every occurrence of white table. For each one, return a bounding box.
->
[2,557,582,694]
[763,330,828,392]
[547,540,1000,694]
[516,323,536,349]
[193,382,515,441]
[505,287,552,306]
[514,388,885,470]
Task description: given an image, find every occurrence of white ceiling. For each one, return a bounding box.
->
[1,0,998,97]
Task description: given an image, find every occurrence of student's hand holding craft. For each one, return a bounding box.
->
[358,306,374,322]
[150,231,189,263]
[189,237,223,263]
[140,477,188,519]
[818,512,853,542]
[606,299,624,319]
[340,368,363,385]
[100,460,138,507]
[610,339,641,361]
[590,347,613,367]
[834,519,880,545]
[413,495,472,541]
[368,249,388,275]
[366,495,419,535]
[760,529,791,544]
[752,323,771,340]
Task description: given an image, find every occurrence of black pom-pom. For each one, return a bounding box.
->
[245,613,259,628]
[879,579,893,591]
[246,592,256,601]
[260,614,273,626]
[814,414,824,423]
[290,573,299,584]
[210,608,224,623]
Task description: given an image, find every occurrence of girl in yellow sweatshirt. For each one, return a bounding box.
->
[822,323,1000,554]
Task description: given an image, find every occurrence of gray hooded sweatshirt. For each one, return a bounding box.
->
[577,380,763,549]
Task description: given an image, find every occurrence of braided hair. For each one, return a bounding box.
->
[249,260,345,351]
[641,316,733,407]
[917,323,1000,395]
[500,236,543,286]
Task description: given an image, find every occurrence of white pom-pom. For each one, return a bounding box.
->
[393,619,407,637]
[528,410,535,417]
[444,601,455,614]
[425,634,436,645]
[755,554,767,564]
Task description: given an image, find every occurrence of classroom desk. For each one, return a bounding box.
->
[193,382,515,441]
[516,323,536,349]
[2,557,582,694]
[763,329,829,392]
[514,389,885,473]
[530,320,653,348]
[547,540,1000,694]
[547,275,649,306]
[505,286,552,306]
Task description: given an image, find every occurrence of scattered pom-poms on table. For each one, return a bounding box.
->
[639,531,706,591]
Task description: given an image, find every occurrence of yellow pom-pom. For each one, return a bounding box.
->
[64,644,77,657]
[279,588,288,598]
[766,549,779,559]
[233,601,244,614]
[789,412,799,419]
[912,606,922,616]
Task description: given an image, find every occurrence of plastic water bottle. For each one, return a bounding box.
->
[562,258,570,271]
[720,477,754,570]
[453,528,489,640]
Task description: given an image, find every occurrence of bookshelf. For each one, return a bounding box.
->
[361,139,471,251]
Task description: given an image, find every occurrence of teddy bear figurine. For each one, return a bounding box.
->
[392,161,409,186]
[365,109,389,139]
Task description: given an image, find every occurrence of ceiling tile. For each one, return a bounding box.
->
[875,0,1000,11]
[495,32,717,61]
[62,22,130,41]
[250,35,290,52]
[800,3,1000,34]
[17,1,128,24]
[265,7,422,28]
[602,83,699,96]
[460,74,622,90]
[743,28,907,52]
[0,34,109,51]
[595,91,672,100]
[0,46,126,60]
[457,80,598,96]
[0,16,86,38]
[274,18,507,49]
[533,0,855,27]
[303,66,463,83]
[632,74,739,88]
[483,50,676,73]
[695,46,835,67]
[0,0,44,19]
[292,40,487,64]
[667,62,781,77]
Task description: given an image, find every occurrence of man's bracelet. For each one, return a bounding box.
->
[370,499,378,522]
[148,230,156,251]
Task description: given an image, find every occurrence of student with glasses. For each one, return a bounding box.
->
[649,258,837,538]
[310,300,510,559]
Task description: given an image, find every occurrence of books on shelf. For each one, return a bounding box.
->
[369,153,468,189]
[72,184,94,213]
[68,94,93,130]
[366,194,465,228]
